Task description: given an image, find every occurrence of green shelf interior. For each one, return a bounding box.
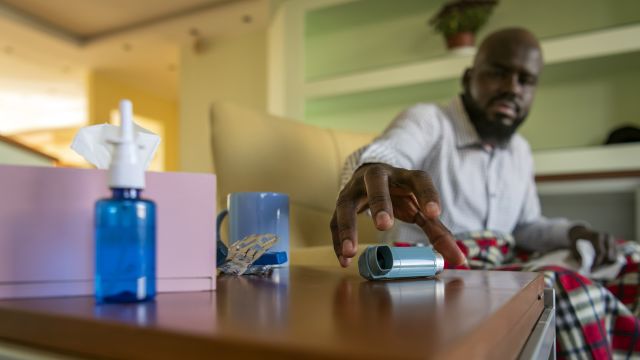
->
[303,0,640,150]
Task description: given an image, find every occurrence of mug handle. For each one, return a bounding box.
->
[216,209,229,267]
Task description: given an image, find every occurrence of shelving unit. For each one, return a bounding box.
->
[304,23,640,100]
[532,143,640,241]
[269,0,640,124]
[533,144,639,208]
[533,143,640,176]
[268,0,640,240]
[275,2,639,140]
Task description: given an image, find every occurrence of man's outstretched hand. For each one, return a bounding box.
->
[330,163,466,268]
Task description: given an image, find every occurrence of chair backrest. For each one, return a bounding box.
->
[210,103,377,248]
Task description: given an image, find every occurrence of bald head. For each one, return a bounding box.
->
[462,28,543,146]
[474,28,542,68]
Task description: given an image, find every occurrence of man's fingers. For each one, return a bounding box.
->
[593,233,609,267]
[386,170,463,265]
[569,243,581,263]
[424,201,441,218]
[331,164,461,267]
[330,193,361,267]
[406,170,441,219]
[363,166,394,230]
[330,212,341,255]
[336,201,359,259]
[416,212,466,266]
[604,234,618,264]
[330,211,354,268]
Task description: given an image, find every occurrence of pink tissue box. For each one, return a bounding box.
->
[0,165,216,299]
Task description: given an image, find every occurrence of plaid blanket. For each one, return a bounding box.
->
[450,231,640,360]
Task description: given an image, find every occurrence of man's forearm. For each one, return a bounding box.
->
[513,217,574,252]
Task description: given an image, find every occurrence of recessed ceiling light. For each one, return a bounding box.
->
[122,43,132,52]
[242,15,252,24]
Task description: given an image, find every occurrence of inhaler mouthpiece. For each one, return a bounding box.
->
[358,245,444,280]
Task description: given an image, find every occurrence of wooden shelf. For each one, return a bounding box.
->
[536,178,640,195]
[532,143,640,176]
[304,23,640,100]
[532,143,640,192]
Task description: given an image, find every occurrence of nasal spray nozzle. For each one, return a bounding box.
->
[108,100,144,190]
[70,99,160,176]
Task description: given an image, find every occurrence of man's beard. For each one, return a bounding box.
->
[461,92,526,146]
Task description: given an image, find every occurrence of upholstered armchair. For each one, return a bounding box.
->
[209,103,378,264]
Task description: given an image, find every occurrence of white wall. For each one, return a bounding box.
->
[540,193,636,240]
[179,30,267,173]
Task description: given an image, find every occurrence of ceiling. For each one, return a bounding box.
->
[0,0,268,105]
[0,0,230,40]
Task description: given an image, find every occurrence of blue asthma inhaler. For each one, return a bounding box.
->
[358,245,445,280]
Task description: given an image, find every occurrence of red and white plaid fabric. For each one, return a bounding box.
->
[448,231,640,359]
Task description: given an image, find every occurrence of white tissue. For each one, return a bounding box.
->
[576,239,626,280]
[575,239,595,275]
[526,239,626,281]
[71,123,160,170]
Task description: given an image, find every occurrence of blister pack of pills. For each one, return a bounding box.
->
[218,233,278,276]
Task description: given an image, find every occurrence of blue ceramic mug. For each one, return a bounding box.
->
[217,192,289,266]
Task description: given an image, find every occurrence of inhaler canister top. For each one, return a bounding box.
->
[434,252,445,274]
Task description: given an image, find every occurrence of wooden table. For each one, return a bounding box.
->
[0,266,545,360]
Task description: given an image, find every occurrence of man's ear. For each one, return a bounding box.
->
[462,68,472,92]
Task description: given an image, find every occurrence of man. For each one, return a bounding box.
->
[330,28,617,269]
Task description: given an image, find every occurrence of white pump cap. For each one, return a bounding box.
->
[108,100,145,189]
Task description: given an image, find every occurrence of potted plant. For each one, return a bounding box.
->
[429,0,497,51]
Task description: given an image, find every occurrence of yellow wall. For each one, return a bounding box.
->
[179,30,267,173]
[87,71,179,171]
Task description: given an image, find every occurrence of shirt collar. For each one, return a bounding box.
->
[446,96,482,148]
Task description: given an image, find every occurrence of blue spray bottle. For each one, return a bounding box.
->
[95,100,156,303]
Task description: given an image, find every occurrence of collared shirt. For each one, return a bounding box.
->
[341,96,573,252]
